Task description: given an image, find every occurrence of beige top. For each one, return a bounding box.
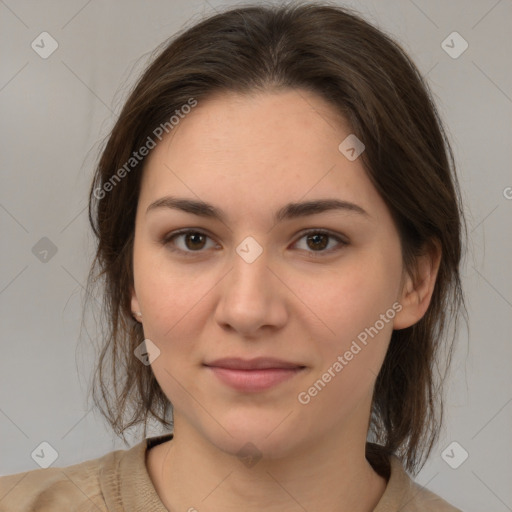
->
[0,433,461,511]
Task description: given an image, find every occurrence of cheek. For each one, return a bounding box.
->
[137,266,208,408]
[297,253,401,341]
[293,251,402,403]
[133,242,212,338]
[141,274,206,331]
[295,264,397,417]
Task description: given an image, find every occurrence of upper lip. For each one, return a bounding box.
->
[204,357,305,370]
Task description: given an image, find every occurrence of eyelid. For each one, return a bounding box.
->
[161,228,348,257]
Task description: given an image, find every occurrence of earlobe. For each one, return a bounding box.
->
[130,286,142,322]
[393,240,442,331]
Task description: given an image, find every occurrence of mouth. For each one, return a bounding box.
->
[203,357,306,392]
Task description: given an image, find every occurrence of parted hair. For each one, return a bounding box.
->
[84,1,467,474]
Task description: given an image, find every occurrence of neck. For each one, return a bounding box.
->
[149,417,388,512]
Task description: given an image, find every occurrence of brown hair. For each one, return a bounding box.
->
[84,1,467,474]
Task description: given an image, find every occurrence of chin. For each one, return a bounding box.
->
[199,415,301,461]
[214,432,298,462]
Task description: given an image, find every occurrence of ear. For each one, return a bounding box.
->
[393,240,442,330]
[130,285,141,319]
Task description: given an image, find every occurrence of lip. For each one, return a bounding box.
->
[204,357,305,370]
[203,357,306,392]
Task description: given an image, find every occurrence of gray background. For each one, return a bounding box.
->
[1,0,511,510]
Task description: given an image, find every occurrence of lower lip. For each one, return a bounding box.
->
[205,366,304,392]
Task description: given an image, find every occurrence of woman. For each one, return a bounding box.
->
[0,3,467,510]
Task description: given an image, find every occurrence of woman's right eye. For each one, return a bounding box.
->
[162,230,217,256]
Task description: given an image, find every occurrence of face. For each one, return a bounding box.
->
[131,89,410,458]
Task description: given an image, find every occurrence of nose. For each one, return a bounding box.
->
[214,246,288,338]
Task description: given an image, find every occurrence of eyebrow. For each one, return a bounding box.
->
[145,196,370,222]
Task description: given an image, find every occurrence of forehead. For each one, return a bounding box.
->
[151,89,349,162]
[138,89,384,222]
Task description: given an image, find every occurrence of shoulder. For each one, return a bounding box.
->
[405,479,463,511]
[379,455,463,511]
[0,445,127,512]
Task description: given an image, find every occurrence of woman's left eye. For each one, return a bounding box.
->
[161,229,347,257]
[293,230,347,255]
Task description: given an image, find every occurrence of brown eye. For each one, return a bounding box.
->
[162,230,217,256]
[306,233,329,251]
[183,232,207,250]
[293,229,347,256]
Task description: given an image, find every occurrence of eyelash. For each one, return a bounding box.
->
[160,228,348,258]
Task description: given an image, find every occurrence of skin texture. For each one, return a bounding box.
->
[131,89,441,511]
